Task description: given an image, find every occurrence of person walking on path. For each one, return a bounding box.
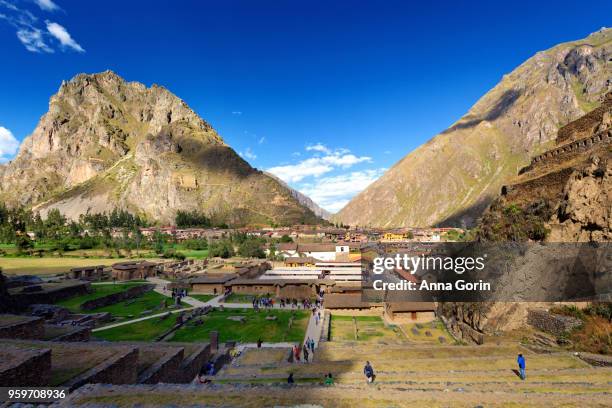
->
[303,344,309,362]
[364,361,375,383]
[517,354,526,380]
[309,338,315,353]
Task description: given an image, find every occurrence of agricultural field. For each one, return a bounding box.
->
[0,257,165,275]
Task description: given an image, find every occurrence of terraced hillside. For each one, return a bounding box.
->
[59,338,612,407]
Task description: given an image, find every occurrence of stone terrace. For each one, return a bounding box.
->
[0,339,210,390]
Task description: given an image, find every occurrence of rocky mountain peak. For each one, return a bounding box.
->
[0,72,320,226]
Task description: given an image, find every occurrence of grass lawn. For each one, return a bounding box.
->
[402,319,454,344]
[170,308,309,343]
[55,283,147,311]
[93,315,177,342]
[190,294,216,302]
[88,291,182,320]
[55,283,182,322]
[223,293,258,304]
[165,244,209,260]
[330,315,405,342]
[0,257,164,275]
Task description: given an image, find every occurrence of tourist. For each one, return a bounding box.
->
[303,344,309,362]
[364,361,375,383]
[309,338,315,353]
[324,373,334,386]
[293,345,301,362]
[257,338,262,348]
[287,373,295,384]
[517,354,526,380]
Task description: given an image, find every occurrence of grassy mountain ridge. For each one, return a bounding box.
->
[335,28,612,228]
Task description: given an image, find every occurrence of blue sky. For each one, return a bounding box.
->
[0,0,610,212]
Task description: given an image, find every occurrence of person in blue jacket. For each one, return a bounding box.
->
[517,354,526,380]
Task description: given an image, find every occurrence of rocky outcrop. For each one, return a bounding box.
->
[0,71,320,226]
[479,91,612,242]
[335,28,612,228]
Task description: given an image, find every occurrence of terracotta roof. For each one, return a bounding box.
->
[298,243,336,253]
[284,257,320,264]
[277,243,298,251]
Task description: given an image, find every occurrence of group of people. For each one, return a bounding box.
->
[290,337,317,363]
[252,296,275,309]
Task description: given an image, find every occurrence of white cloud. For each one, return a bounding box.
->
[46,21,84,52]
[306,143,331,154]
[240,147,257,160]
[268,158,333,182]
[268,147,371,183]
[1,1,84,53]
[258,136,265,144]
[34,0,59,11]
[232,111,242,116]
[298,169,386,213]
[16,26,52,52]
[0,126,20,162]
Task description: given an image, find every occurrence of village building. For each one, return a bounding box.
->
[111,261,158,281]
[384,301,437,323]
[225,278,335,298]
[190,274,237,295]
[68,265,108,281]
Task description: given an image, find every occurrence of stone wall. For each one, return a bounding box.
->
[0,315,44,339]
[81,284,154,311]
[177,344,211,382]
[65,347,138,391]
[0,346,51,386]
[51,326,91,342]
[527,309,582,336]
[138,348,184,384]
[528,130,611,171]
[10,281,91,309]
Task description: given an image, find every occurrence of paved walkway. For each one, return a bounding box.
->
[92,306,193,332]
[304,308,324,347]
[148,276,209,308]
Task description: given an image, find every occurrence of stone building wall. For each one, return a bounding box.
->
[527,309,582,336]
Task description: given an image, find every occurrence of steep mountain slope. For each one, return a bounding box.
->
[336,28,611,228]
[265,172,332,220]
[0,71,320,226]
